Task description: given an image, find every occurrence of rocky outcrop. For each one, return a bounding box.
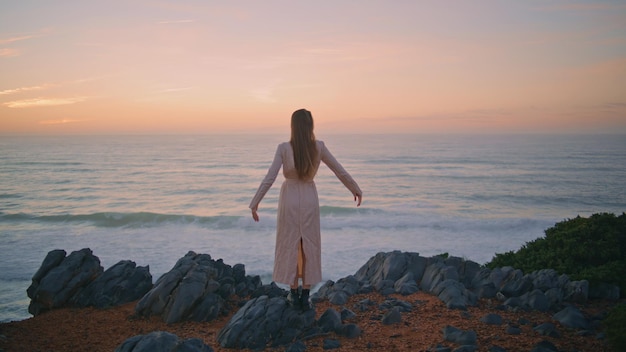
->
[313,251,616,313]
[72,260,152,308]
[216,295,361,350]
[26,248,152,316]
[27,248,104,315]
[115,331,214,352]
[134,251,262,324]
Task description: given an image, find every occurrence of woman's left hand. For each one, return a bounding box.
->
[251,207,259,222]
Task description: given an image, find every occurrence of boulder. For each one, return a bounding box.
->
[442,325,477,345]
[217,295,317,349]
[135,251,260,324]
[115,331,213,352]
[553,305,590,330]
[27,248,103,315]
[72,260,152,308]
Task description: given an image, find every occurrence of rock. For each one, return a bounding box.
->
[328,290,349,305]
[521,289,550,312]
[251,281,285,299]
[421,262,459,293]
[72,260,152,308]
[285,341,306,352]
[452,346,477,352]
[338,323,362,338]
[323,339,341,350]
[469,268,498,299]
[480,313,503,325]
[318,308,342,332]
[530,269,560,291]
[340,307,356,321]
[394,272,420,295]
[530,339,558,352]
[533,322,560,338]
[506,325,521,335]
[27,248,104,316]
[379,297,412,312]
[442,325,477,345]
[217,295,316,349]
[499,269,532,298]
[115,331,213,352]
[564,280,589,303]
[135,251,257,324]
[382,307,402,325]
[553,305,590,330]
[432,279,477,310]
[488,346,507,352]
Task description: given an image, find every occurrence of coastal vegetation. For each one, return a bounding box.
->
[486,212,626,293]
[486,212,626,350]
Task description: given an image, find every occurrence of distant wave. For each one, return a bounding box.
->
[0,212,241,229]
[0,208,550,234]
[1,207,382,230]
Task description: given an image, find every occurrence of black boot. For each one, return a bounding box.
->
[300,289,311,311]
[288,288,301,309]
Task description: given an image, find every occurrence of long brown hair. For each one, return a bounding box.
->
[290,109,318,179]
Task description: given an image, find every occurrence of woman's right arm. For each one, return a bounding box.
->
[249,144,283,220]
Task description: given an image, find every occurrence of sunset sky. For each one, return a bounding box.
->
[1,1,625,135]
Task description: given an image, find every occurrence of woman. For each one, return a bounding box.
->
[250,109,362,310]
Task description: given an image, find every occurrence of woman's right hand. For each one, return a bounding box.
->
[251,207,259,222]
[354,193,362,207]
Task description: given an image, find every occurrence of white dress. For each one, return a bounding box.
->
[249,140,362,286]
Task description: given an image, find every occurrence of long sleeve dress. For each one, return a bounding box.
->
[249,140,362,286]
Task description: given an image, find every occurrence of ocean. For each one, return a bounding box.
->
[1,133,625,322]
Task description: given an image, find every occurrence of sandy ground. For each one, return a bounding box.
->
[0,291,617,352]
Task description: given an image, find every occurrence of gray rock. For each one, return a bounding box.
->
[394,272,419,295]
[521,289,550,312]
[564,280,589,303]
[499,270,532,297]
[533,322,560,338]
[323,339,341,350]
[506,325,521,335]
[442,325,477,345]
[544,287,563,307]
[421,262,459,292]
[338,323,362,338]
[340,307,356,321]
[530,340,558,352]
[115,331,213,352]
[27,248,104,316]
[328,290,349,305]
[285,341,306,352]
[135,251,255,323]
[530,269,560,291]
[73,260,152,308]
[318,308,342,332]
[452,346,477,352]
[553,305,590,330]
[381,307,402,325]
[217,295,316,349]
[469,268,498,299]
[379,297,412,312]
[432,279,477,310]
[480,313,503,325]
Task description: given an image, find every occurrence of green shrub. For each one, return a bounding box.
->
[604,303,626,351]
[486,212,626,295]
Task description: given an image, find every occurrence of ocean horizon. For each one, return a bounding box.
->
[1,133,625,322]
